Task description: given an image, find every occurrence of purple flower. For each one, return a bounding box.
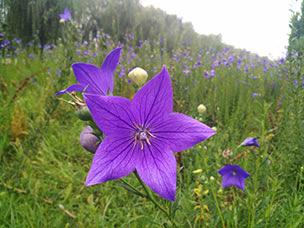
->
[218,165,250,191]
[59,8,71,22]
[80,126,100,153]
[241,137,260,147]
[83,66,216,201]
[56,48,121,95]
[253,93,258,98]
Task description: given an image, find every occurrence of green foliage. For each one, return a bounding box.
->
[289,0,304,54]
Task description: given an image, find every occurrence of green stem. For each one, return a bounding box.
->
[133,171,178,227]
[210,184,225,228]
[120,178,145,198]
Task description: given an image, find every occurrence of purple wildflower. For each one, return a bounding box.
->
[218,165,250,191]
[253,93,258,98]
[241,137,260,147]
[83,66,216,201]
[56,48,121,95]
[59,8,71,22]
[80,126,100,153]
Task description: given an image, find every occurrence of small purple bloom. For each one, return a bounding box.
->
[59,8,71,22]
[218,165,250,191]
[80,126,100,153]
[241,137,260,147]
[83,66,216,201]
[253,93,258,98]
[29,54,34,60]
[56,48,121,96]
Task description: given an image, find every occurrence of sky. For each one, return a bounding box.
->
[141,0,302,59]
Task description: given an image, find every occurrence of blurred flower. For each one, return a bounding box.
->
[218,164,250,191]
[128,67,148,86]
[80,126,100,153]
[241,137,260,147]
[253,93,258,98]
[59,8,71,22]
[29,54,34,60]
[192,169,203,174]
[56,48,121,95]
[222,149,232,158]
[197,104,206,114]
[83,66,216,201]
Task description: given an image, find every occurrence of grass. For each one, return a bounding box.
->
[0,31,304,227]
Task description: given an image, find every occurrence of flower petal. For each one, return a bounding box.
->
[83,94,136,136]
[222,174,246,191]
[55,84,85,95]
[86,135,136,186]
[132,66,173,127]
[135,141,176,201]
[72,63,107,95]
[100,48,121,94]
[152,113,216,152]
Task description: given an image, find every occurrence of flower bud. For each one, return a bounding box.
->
[210,176,215,181]
[59,18,65,24]
[80,126,100,153]
[75,108,93,121]
[212,127,217,132]
[128,67,148,86]
[197,104,206,114]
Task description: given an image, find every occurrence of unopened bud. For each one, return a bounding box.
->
[197,104,206,114]
[212,127,217,132]
[210,176,215,181]
[128,67,148,86]
[80,126,100,153]
[59,18,65,24]
[75,108,93,121]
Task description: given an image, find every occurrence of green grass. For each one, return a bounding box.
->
[0,33,304,227]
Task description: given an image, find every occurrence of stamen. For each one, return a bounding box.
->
[146,137,151,145]
[147,130,156,138]
[132,122,156,150]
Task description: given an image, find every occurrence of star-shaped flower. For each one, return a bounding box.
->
[59,8,71,22]
[83,66,216,201]
[241,137,260,147]
[218,164,250,191]
[56,48,121,96]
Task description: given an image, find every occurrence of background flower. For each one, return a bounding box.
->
[218,164,250,191]
[56,48,121,95]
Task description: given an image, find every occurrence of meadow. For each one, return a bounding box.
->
[1,24,304,227]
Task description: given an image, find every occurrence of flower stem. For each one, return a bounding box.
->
[120,178,145,198]
[210,184,225,228]
[133,171,178,227]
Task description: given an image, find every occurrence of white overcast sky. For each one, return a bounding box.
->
[141,0,302,59]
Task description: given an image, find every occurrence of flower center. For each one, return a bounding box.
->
[133,122,156,150]
[139,131,147,140]
[232,168,238,176]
